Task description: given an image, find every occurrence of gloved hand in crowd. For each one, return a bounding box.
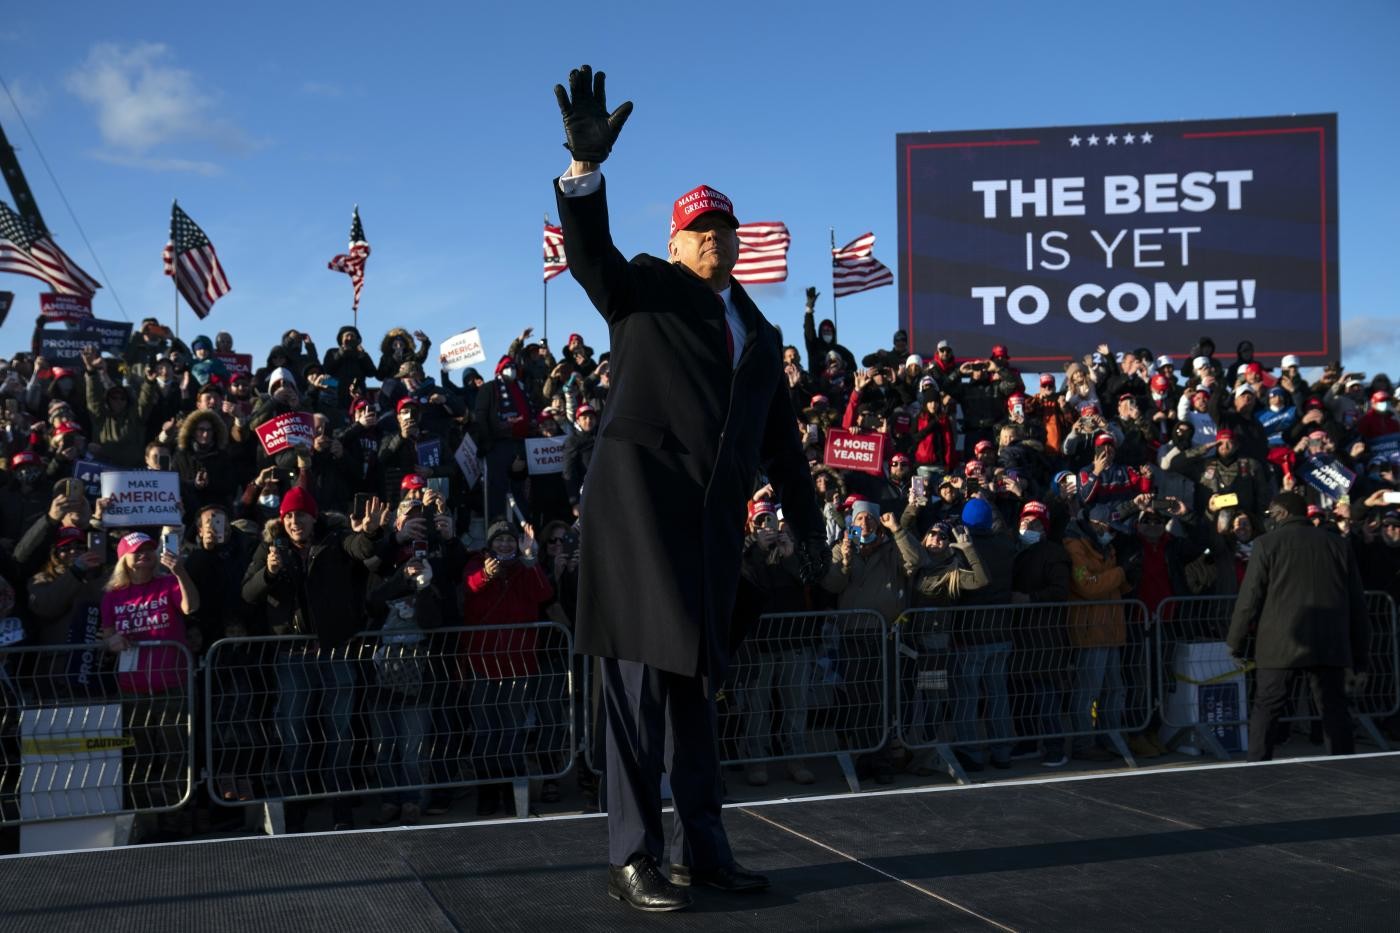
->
[554,64,633,164]
[795,536,829,584]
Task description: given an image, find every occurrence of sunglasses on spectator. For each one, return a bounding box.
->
[547,536,566,546]
[1139,514,1164,525]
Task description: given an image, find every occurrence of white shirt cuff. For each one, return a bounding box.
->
[558,168,602,198]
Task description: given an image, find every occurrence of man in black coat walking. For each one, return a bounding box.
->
[553,65,824,912]
[1227,492,1370,761]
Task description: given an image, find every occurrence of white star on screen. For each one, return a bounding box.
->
[1087,134,1100,146]
[1106,133,1118,145]
[1069,134,1081,147]
[1123,132,1136,144]
[1140,131,1154,143]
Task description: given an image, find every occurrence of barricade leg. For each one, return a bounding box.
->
[1356,715,1391,751]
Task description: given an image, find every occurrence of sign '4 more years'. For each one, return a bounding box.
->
[824,428,887,476]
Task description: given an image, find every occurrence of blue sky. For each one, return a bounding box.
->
[1,1,1398,377]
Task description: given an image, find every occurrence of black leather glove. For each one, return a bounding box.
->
[795,538,829,585]
[553,64,634,164]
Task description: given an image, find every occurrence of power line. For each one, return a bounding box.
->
[0,73,129,321]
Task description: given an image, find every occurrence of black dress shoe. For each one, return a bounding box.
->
[608,857,692,912]
[670,862,770,892]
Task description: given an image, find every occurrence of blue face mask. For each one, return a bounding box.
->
[858,530,877,545]
[1020,530,1043,546]
[1098,531,1115,546]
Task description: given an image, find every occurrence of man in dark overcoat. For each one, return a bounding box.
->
[1227,492,1370,761]
[552,64,825,912]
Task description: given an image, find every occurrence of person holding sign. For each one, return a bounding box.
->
[553,64,824,910]
[100,531,199,820]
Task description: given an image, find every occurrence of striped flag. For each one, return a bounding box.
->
[163,202,230,319]
[0,200,101,296]
[733,221,790,284]
[832,231,893,298]
[328,205,371,310]
[543,220,567,282]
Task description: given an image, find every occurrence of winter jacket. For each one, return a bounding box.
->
[1227,517,1369,669]
[240,516,378,647]
[172,410,236,513]
[461,556,553,677]
[1063,523,1132,648]
[822,528,923,624]
[84,372,150,467]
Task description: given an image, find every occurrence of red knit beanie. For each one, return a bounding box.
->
[279,486,319,519]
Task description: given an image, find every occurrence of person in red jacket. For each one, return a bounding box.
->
[1357,390,1400,440]
[913,389,956,473]
[462,520,554,816]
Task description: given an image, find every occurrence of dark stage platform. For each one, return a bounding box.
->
[4,753,1400,932]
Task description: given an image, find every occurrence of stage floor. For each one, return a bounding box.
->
[4,753,1399,932]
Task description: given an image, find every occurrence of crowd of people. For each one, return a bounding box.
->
[0,296,1395,836]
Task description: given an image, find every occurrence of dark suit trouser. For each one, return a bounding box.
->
[601,658,733,870]
[1248,666,1353,761]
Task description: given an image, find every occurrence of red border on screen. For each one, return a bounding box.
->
[902,126,1331,363]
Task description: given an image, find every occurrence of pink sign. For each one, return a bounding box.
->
[824,428,887,476]
[214,352,253,379]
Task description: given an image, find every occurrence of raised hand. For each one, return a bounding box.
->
[554,64,633,164]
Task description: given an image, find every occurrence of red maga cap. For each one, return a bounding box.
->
[669,185,738,237]
[1020,500,1049,523]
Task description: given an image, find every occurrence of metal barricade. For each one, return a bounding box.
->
[0,640,195,828]
[894,600,1153,782]
[203,622,573,823]
[1156,591,1399,760]
[718,610,889,791]
[579,610,890,792]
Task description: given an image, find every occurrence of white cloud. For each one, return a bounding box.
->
[92,151,222,176]
[299,81,343,98]
[65,42,253,170]
[0,78,48,122]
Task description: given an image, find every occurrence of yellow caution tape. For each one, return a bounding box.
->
[1171,661,1254,685]
[20,736,135,755]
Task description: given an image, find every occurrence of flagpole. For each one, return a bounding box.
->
[829,228,838,330]
[173,269,180,340]
[352,203,360,331]
[542,213,549,348]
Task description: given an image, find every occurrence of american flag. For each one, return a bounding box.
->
[832,231,893,298]
[543,219,567,282]
[163,202,230,319]
[732,221,790,284]
[0,200,101,296]
[328,205,371,310]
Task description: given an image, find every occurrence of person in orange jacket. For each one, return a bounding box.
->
[1063,504,1135,761]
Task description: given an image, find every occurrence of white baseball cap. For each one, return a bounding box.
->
[1192,356,1210,372]
[1281,354,1301,369]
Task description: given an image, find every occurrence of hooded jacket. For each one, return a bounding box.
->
[321,326,377,404]
[802,311,857,379]
[377,327,430,381]
[173,409,235,512]
[241,514,377,646]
